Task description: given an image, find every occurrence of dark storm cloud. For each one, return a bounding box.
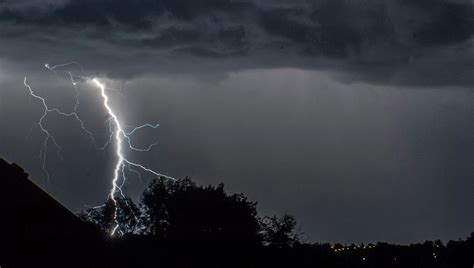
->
[0,0,472,86]
[1,0,473,245]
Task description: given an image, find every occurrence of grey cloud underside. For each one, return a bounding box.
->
[0,0,473,86]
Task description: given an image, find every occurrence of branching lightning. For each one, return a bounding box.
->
[24,63,175,236]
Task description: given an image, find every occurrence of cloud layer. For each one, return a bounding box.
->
[0,0,472,86]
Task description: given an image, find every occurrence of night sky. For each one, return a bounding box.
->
[0,0,473,244]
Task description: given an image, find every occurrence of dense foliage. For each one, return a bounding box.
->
[80,177,474,268]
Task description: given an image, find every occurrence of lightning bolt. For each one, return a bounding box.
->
[24,63,175,236]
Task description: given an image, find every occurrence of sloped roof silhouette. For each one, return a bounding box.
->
[0,158,91,239]
[0,158,105,267]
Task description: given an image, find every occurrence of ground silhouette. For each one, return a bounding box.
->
[1,158,473,267]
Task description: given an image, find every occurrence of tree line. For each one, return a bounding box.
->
[79,177,474,268]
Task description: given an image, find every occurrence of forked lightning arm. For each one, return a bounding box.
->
[24,63,175,236]
[91,78,175,235]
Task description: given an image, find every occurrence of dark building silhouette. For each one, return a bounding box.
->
[0,158,104,267]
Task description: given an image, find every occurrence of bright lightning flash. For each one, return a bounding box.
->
[24,63,175,236]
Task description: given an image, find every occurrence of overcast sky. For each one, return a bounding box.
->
[0,0,473,244]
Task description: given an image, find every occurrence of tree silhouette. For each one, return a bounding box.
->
[260,213,301,248]
[141,177,261,246]
[139,177,190,237]
[76,175,473,268]
[79,196,141,235]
